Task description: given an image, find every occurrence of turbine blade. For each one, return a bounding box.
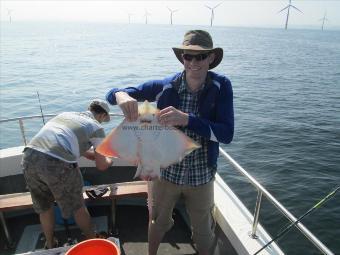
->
[291,5,302,13]
[278,6,289,13]
[213,2,222,9]
[205,5,212,10]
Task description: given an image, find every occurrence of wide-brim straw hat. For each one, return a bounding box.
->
[172,30,223,70]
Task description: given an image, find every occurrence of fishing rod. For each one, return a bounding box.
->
[254,185,340,255]
[36,91,46,125]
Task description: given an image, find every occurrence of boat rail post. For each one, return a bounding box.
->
[19,119,27,146]
[251,189,263,238]
[0,212,13,247]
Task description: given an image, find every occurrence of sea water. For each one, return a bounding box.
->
[1,22,339,254]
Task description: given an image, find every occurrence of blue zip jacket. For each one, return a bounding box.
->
[106,71,234,168]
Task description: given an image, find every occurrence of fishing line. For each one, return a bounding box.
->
[36,91,46,125]
[254,185,340,255]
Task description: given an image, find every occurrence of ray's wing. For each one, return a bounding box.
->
[156,127,200,168]
[96,128,120,158]
[96,121,139,164]
[137,100,201,170]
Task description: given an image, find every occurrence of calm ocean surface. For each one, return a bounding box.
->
[1,22,339,254]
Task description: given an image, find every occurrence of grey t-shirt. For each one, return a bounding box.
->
[27,111,105,163]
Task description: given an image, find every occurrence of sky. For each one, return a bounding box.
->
[1,0,340,29]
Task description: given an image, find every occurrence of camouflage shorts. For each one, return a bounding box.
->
[22,148,84,218]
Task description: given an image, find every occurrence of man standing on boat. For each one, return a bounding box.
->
[21,99,113,249]
[106,30,234,255]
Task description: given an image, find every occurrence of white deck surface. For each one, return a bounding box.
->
[214,174,284,255]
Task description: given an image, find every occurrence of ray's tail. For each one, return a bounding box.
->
[147,181,153,223]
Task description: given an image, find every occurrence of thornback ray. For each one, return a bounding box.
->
[96,100,200,180]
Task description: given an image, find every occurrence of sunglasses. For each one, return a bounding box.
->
[182,53,210,62]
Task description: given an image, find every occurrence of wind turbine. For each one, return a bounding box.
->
[167,7,179,25]
[144,9,151,25]
[205,3,222,27]
[278,0,302,30]
[7,9,13,23]
[319,11,329,31]
[127,13,133,24]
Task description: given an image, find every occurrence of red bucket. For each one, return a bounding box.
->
[65,238,120,255]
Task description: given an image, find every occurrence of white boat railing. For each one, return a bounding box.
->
[0,115,334,254]
[218,148,334,255]
[0,113,123,146]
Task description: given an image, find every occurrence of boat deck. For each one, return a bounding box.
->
[1,203,236,255]
[0,154,284,255]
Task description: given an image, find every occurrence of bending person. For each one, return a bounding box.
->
[22,99,113,249]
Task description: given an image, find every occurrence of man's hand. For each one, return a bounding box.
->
[115,91,138,122]
[83,149,95,161]
[158,106,189,127]
[94,151,113,171]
